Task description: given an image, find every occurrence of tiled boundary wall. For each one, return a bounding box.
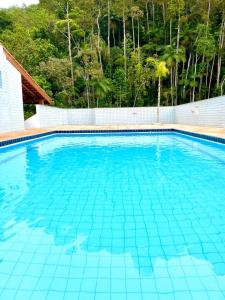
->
[25,106,174,128]
[0,46,24,132]
[175,96,225,127]
[25,96,225,128]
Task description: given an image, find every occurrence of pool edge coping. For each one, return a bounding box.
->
[1,128,225,148]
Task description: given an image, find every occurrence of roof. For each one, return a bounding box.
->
[3,46,52,105]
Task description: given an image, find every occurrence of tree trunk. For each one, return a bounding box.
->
[170,67,174,106]
[132,16,135,50]
[157,77,161,123]
[107,0,110,58]
[97,9,103,73]
[208,55,215,99]
[162,3,166,26]
[221,78,225,96]
[175,13,181,105]
[112,27,116,47]
[163,3,166,43]
[199,1,209,98]
[137,18,141,63]
[146,1,149,32]
[151,0,155,26]
[133,81,146,107]
[205,61,209,87]
[183,52,191,100]
[199,55,205,100]
[217,15,225,88]
[217,57,222,90]
[66,1,75,102]
[123,9,127,81]
[170,19,172,45]
[86,75,90,108]
[207,0,211,28]
[192,53,198,102]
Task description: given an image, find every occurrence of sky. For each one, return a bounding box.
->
[0,0,39,8]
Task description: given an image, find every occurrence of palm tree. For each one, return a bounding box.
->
[90,77,112,107]
[146,57,170,123]
[162,45,186,105]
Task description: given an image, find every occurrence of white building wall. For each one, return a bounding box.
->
[0,45,24,132]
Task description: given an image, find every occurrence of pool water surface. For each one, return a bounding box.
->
[0,132,225,299]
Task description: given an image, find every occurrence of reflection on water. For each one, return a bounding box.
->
[0,133,225,298]
[0,222,225,298]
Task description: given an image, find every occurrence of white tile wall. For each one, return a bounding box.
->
[95,107,174,125]
[35,105,95,127]
[67,109,95,125]
[174,96,225,127]
[30,106,174,128]
[0,45,24,132]
[27,98,225,129]
[37,105,67,127]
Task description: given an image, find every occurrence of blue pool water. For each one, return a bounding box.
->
[0,132,225,300]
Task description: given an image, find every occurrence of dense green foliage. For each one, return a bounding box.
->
[0,0,224,108]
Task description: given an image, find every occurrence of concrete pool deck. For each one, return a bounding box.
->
[1,124,225,143]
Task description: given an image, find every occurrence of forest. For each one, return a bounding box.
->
[0,0,224,109]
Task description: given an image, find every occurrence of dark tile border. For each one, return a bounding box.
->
[174,129,225,145]
[0,128,225,148]
[55,129,172,134]
[0,131,55,148]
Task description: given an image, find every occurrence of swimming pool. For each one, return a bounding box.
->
[0,132,225,299]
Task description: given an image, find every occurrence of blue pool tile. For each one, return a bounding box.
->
[14,290,31,300]
[0,131,225,300]
[50,277,69,292]
[0,289,17,299]
[173,291,193,299]
[66,278,81,292]
[35,276,52,290]
[95,292,112,300]
[46,290,65,299]
[95,279,111,293]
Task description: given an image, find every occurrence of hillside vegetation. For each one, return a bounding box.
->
[0,0,224,108]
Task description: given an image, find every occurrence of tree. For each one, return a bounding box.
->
[162,45,186,105]
[147,57,170,122]
[113,0,132,81]
[131,6,144,63]
[112,68,128,107]
[90,77,112,107]
[0,10,12,33]
[39,58,75,106]
[1,0,224,109]
[194,24,216,100]
[55,2,85,103]
[1,25,57,73]
[168,0,185,104]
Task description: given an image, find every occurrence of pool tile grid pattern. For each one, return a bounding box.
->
[1,133,225,299]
